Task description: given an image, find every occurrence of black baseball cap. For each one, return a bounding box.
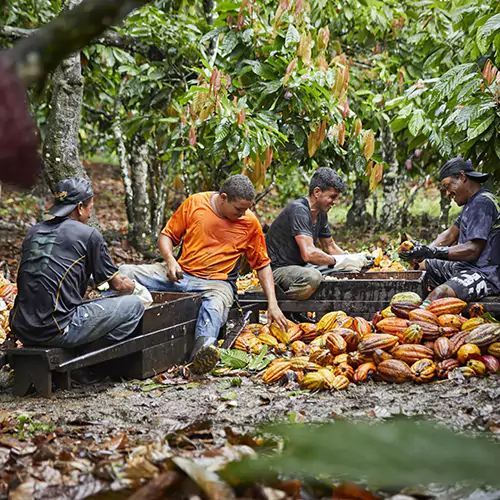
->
[47,177,94,218]
[438,157,489,183]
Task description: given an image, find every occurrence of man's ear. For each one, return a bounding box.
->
[219,192,228,202]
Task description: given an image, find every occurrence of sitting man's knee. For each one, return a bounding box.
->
[119,264,135,279]
[305,268,323,290]
[121,295,145,318]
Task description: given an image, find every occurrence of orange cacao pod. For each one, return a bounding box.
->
[372,348,393,365]
[433,337,454,360]
[468,303,486,318]
[353,362,377,383]
[234,331,256,351]
[376,317,410,335]
[456,343,481,365]
[427,297,467,316]
[436,358,460,379]
[325,332,347,355]
[390,302,418,319]
[333,362,354,381]
[408,309,440,326]
[309,348,333,367]
[347,351,366,367]
[401,324,423,344]
[262,360,292,384]
[290,340,309,355]
[274,343,288,354]
[288,324,303,342]
[353,317,372,336]
[487,342,500,358]
[467,359,487,377]
[358,334,399,354]
[330,327,362,352]
[392,344,434,365]
[438,314,462,329]
[410,320,443,341]
[411,359,436,383]
[377,359,412,383]
[247,323,264,334]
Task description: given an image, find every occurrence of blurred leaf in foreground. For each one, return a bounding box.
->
[223,420,500,488]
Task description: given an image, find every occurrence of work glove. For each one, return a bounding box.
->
[132,280,153,307]
[399,240,449,262]
[333,253,368,272]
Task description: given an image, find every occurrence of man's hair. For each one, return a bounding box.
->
[220,174,256,201]
[309,167,347,195]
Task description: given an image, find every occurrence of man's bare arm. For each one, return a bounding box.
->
[158,234,183,282]
[431,225,459,247]
[318,237,344,255]
[295,234,336,266]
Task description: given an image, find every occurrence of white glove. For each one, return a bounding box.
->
[333,253,368,272]
[132,280,153,307]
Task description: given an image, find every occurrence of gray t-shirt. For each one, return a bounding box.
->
[454,189,500,293]
[266,197,332,269]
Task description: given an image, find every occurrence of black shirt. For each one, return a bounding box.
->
[265,197,332,269]
[10,218,118,344]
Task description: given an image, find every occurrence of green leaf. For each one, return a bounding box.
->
[221,391,238,401]
[215,119,231,143]
[433,64,476,101]
[408,109,425,137]
[477,13,500,52]
[218,349,250,369]
[467,114,495,140]
[220,30,239,56]
[247,345,275,372]
[285,24,301,47]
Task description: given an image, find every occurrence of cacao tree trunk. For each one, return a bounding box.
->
[378,126,401,230]
[439,187,451,231]
[346,179,371,228]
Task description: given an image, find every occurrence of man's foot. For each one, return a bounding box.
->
[189,345,220,375]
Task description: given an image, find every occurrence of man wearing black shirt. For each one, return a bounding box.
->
[265,168,368,300]
[10,178,144,347]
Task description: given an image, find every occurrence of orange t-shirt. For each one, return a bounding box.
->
[161,192,270,280]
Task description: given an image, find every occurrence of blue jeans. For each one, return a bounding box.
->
[49,295,144,348]
[120,263,234,340]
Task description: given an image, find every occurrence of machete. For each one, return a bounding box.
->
[220,309,252,349]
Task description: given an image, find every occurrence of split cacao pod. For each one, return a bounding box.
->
[377,359,412,383]
[456,343,481,365]
[330,327,362,352]
[325,332,347,355]
[408,308,440,326]
[482,355,500,374]
[433,337,454,360]
[411,359,436,383]
[427,297,467,316]
[461,324,500,347]
[262,360,292,384]
[353,317,372,336]
[274,343,288,354]
[353,362,377,383]
[288,324,303,342]
[317,311,346,333]
[410,320,442,341]
[376,317,410,335]
[390,301,418,319]
[467,359,487,377]
[469,303,486,318]
[300,371,326,390]
[452,366,476,378]
[401,324,423,344]
[390,292,422,306]
[461,317,486,331]
[234,332,256,351]
[290,340,308,355]
[436,358,460,379]
[392,344,434,365]
[372,348,393,365]
[358,334,399,354]
[438,314,462,329]
[270,323,290,344]
[258,332,279,347]
[487,342,500,358]
[333,363,354,381]
[309,348,333,367]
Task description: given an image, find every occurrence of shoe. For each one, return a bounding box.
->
[187,336,220,375]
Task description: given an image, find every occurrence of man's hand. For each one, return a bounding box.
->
[166,258,183,282]
[267,302,289,332]
[109,274,135,295]
[399,240,449,262]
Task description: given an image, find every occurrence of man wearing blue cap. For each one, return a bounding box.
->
[10,178,145,348]
[400,158,499,305]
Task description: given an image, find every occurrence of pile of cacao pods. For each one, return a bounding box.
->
[0,279,16,344]
[232,292,500,391]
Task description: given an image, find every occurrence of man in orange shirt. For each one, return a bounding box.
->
[120,175,287,372]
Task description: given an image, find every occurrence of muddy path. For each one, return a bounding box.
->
[1,372,499,440]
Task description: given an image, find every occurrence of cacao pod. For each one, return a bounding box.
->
[392,344,434,365]
[452,366,476,378]
[433,337,454,360]
[305,362,323,371]
[262,360,292,384]
[482,355,500,374]
[401,324,423,344]
[436,358,460,379]
[326,332,347,355]
[408,308,440,325]
[372,348,393,365]
[309,348,333,367]
[391,301,418,319]
[376,317,410,335]
[487,342,500,358]
[390,292,422,306]
[410,320,442,341]
[461,317,486,331]
[333,353,349,365]
[331,374,350,391]
[270,323,290,344]
[347,350,367,368]
[358,334,399,354]
[411,359,436,383]
[310,333,329,348]
[234,331,256,351]
[317,311,346,333]
[330,327,362,352]
[288,324,303,342]
[397,240,415,252]
[467,359,487,377]
[300,371,325,390]
[450,330,469,354]
[456,343,481,365]
[299,322,318,334]
[381,306,397,319]
[248,337,263,354]
[290,340,308,355]
[295,370,305,383]
[336,316,354,330]
[461,324,500,347]
[353,362,377,383]
[318,368,336,390]
[290,356,309,370]
[468,303,486,318]
[440,326,459,337]
[247,323,263,334]
[353,317,372,336]
[438,314,462,329]
[258,332,279,347]
[333,362,354,381]
[377,359,412,383]
[371,311,383,327]
[274,343,288,354]
[427,297,467,316]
